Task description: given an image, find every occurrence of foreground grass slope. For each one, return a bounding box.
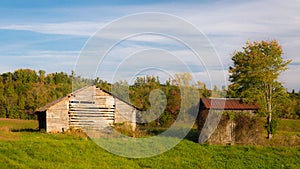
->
[0,118,299,169]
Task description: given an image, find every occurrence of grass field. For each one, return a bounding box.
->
[0,118,299,169]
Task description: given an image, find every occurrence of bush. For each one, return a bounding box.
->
[234,113,263,144]
[264,118,278,135]
[206,111,264,145]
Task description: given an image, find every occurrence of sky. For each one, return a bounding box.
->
[0,0,299,91]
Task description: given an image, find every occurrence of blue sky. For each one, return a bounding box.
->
[0,0,299,90]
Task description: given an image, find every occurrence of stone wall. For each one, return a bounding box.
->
[198,109,262,145]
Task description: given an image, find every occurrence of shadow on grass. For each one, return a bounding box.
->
[184,128,199,143]
[11,128,39,132]
[136,125,199,143]
[146,128,166,135]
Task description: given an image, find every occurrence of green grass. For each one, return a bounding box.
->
[278,119,300,133]
[0,118,299,169]
[0,118,37,129]
[266,119,300,147]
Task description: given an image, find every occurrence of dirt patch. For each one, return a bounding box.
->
[0,126,19,141]
[0,126,10,132]
[0,118,36,124]
[0,135,19,141]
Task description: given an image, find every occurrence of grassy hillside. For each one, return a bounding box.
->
[0,118,299,169]
[267,119,300,147]
[278,119,300,133]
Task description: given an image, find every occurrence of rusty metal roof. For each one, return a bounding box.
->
[200,98,259,110]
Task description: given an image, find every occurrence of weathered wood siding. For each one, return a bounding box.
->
[38,85,137,133]
[69,86,115,131]
[46,98,69,132]
[115,98,137,130]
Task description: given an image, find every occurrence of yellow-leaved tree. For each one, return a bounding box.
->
[228,40,291,139]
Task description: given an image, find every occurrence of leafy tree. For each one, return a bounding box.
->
[173,72,199,121]
[39,70,46,84]
[0,76,5,118]
[229,40,291,139]
[288,90,300,119]
[95,79,111,92]
[211,85,226,98]
[0,69,75,119]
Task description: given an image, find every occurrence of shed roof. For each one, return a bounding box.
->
[200,98,259,110]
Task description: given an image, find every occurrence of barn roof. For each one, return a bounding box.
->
[200,98,259,110]
[36,96,69,113]
[95,86,142,111]
[35,85,141,113]
[35,85,92,113]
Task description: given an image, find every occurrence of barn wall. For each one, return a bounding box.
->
[39,85,137,133]
[197,109,209,132]
[198,109,257,145]
[207,113,235,145]
[68,86,115,131]
[46,98,69,132]
[114,98,136,130]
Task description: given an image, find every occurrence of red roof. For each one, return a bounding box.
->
[200,98,259,110]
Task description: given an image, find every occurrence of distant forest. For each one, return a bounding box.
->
[0,69,72,119]
[0,69,299,124]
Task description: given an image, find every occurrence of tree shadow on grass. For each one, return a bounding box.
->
[10,128,39,132]
[135,126,199,143]
[184,128,199,143]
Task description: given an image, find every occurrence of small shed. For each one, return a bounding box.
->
[198,98,260,144]
[35,85,138,133]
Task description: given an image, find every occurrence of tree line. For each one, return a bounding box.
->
[98,73,212,127]
[0,69,72,119]
[0,68,299,124]
[0,41,299,132]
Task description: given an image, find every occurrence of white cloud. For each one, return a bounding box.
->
[18,50,79,59]
[0,50,78,74]
[0,0,299,89]
[279,66,300,91]
[0,22,104,37]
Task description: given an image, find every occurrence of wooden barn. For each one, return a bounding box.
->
[198,98,260,145]
[35,85,138,133]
